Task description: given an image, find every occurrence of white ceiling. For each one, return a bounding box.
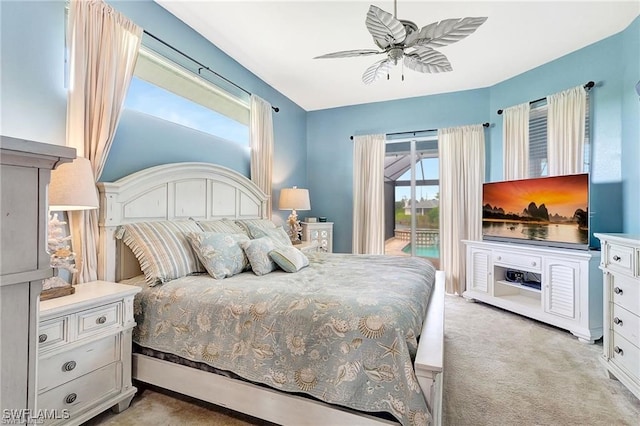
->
[155,1,640,111]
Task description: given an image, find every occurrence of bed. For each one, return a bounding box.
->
[97,162,445,426]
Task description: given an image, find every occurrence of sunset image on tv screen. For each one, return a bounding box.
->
[482,174,589,246]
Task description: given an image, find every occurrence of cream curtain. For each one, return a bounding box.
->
[439,125,485,295]
[547,85,587,176]
[67,0,142,283]
[503,102,530,180]
[250,95,274,218]
[352,134,385,254]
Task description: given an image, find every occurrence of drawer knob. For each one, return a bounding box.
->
[612,255,621,262]
[613,287,623,295]
[96,315,107,324]
[613,346,623,356]
[531,261,537,267]
[613,317,623,326]
[38,334,48,343]
[62,360,77,372]
[64,393,77,404]
[497,256,502,261]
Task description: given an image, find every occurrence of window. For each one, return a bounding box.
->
[124,46,250,146]
[528,94,590,177]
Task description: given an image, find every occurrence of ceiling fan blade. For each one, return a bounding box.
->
[404,47,452,73]
[366,5,406,49]
[362,59,391,84]
[406,17,488,49]
[314,49,384,59]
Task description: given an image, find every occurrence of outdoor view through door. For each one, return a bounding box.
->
[384,138,440,268]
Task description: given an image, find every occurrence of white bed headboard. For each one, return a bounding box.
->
[97,162,268,282]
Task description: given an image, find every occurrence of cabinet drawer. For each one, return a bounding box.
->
[38,335,120,392]
[611,304,640,348]
[77,302,120,338]
[611,273,639,315]
[605,243,635,276]
[494,251,542,272]
[39,318,67,350]
[37,363,120,421]
[611,332,640,380]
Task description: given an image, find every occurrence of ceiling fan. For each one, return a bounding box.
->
[314,0,487,84]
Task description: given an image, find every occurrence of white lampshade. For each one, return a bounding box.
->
[279,187,310,211]
[49,157,99,211]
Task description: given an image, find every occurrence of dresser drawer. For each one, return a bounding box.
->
[494,251,542,272]
[611,303,640,347]
[611,332,640,380]
[76,302,120,338]
[611,273,639,315]
[605,242,635,276]
[39,317,67,350]
[38,335,120,392]
[38,363,120,422]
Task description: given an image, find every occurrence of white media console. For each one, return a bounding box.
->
[463,240,602,343]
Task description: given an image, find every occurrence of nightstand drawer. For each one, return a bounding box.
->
[605,242,635,275]
[38,363,120,420]
[38,335,120,392]
[39,318,67,350]
[77,302,120,338]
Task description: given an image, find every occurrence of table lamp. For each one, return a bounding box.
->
[279,187,310,244]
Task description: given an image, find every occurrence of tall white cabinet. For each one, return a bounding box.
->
[0,137,75,414]
[594,233,640,400]
[463,240,602,343]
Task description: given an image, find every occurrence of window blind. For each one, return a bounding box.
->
[528,93,590,177]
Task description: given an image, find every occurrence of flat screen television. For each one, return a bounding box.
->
[482,173,590,250]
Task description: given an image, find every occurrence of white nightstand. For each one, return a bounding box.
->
[37,281,141,425]
[301,222,333,253]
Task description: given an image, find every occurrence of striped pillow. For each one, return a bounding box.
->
[118,220,204,286]
[196,219,248,236]
[269,246,309,273]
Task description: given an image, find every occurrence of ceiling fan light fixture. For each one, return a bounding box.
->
[314,1,487,84]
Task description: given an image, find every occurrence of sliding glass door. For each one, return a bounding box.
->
[384,138,440,268]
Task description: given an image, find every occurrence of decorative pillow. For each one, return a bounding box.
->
[240,237,278,276]
[196,219,248,236]
[269,246,309,273]
[248,224,292,247]
[186,232,250,279]
[117,220,204,286]
[235,218,276,238]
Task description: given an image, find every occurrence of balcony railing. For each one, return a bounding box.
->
[394,228,440,246]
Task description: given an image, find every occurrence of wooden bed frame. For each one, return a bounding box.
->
[97,162,445,425]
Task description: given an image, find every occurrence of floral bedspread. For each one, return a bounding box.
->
[131,253,436,425]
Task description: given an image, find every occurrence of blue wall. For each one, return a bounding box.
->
[1,1,636,246]
[309,18,638,253]
[107,0,308,225]
[307,89,490,253]
[621,17,640,234]
[0,1,67,145]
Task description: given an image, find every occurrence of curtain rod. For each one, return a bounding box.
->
[496,81,594,115]
[349,122,490,140]
[143,30,279,113]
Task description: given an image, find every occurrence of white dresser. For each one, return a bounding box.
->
[594,233,640,400]
[301,222,333,253]
[38,281,141,425]
[0,137,75,415]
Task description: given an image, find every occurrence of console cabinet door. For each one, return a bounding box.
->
[468,247,491,293]
[543,258,579,320]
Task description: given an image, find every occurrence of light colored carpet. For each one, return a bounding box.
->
[84,295,640,426]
